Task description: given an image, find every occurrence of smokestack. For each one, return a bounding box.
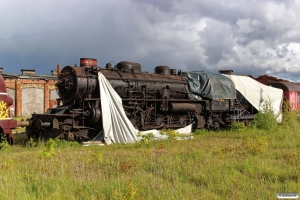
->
[57,64,61,77]
[219,70,233,75]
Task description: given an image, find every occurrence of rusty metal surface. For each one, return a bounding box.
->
[80,58,97,67]
[17,120,29,127]
[155,66,171,76]
[169,103,196,112]
[117,61,141,73]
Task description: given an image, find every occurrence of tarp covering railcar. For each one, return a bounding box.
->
[182,71,236,100]
[224,74,283,122]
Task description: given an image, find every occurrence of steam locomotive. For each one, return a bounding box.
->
[26,58,257,142]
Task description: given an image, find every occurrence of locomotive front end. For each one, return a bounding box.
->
[26,58,103,142]
[56,58,98,103]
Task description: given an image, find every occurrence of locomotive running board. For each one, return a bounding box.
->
[230,115,255,120]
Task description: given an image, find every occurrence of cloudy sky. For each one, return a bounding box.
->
[1,0,300,81]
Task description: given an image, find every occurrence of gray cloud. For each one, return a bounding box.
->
[1,0,300,82]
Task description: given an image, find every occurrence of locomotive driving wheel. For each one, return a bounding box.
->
[145,107,168,128]
[179,114,190,126]
[155,114,164,127]
[213,121,220,131]
[206,117,217,130]
[145,107,156,127]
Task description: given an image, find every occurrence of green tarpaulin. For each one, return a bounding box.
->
[182,71,236,100]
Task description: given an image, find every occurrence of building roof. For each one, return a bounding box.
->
[256,75,289,83]
[1,73,58,80]
[269,82,300,92]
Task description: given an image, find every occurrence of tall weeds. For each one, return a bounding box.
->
[281,100,299,130]
[252,100,278,130]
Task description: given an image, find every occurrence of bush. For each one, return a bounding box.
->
[137,132,154,147]
[230,121,246,132]
[160,129,180,142]
[0,135,11,151]
[42,138,56,158]
[253,100,278,130]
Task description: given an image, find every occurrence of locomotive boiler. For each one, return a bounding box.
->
[26,58,256,142]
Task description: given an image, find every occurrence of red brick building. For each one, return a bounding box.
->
[1,68,58,117]
[255,75,289,85]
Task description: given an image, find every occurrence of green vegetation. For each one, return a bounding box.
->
[0,108,299,199]
[0,134,11,150]
[252,100,278,130]
[230,121,247,132]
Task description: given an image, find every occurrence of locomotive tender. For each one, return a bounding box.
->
[26,58,256,142]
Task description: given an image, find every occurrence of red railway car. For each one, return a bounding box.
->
[269,82,300,111]
[0,74,18,144]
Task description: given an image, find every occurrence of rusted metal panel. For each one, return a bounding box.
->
[80,58,97,67]
[169,103,196,112]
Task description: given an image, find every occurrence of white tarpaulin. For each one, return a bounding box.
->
[224,74,283,122]
[98,72,138,144]
[97,72,193,145]
[137,124,193,141]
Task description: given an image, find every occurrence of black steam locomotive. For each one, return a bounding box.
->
[26,58,256,142]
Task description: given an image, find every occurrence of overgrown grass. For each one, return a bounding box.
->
[1,109,299,199]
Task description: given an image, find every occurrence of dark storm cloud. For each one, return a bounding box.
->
[198,19,237,66]
[1,0,300,82]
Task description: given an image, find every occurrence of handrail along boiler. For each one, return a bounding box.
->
[26,58,256,142]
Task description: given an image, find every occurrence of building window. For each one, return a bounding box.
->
[298,93,300,104]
